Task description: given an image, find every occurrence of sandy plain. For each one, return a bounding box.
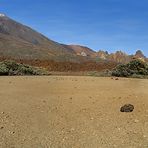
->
[0,76,148,148]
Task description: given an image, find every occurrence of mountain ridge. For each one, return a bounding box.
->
[66,44,146,63]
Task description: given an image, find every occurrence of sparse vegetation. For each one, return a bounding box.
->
[0,60,49,76]
[88,70,112,77]
[112,60,148,78]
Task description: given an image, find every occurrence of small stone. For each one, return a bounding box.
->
[1,112,4,114]
[0,126,4,129]
[120,104,134,112]
[117,127,121,131]
[134,119,139,123]
[8,131,15,134]
[5,115,9,118]
[133,131,138,134]
[70,128,75,131]
[143,135,147,138]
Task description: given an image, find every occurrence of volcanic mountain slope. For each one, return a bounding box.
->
[0,14,77,61]
[0,13,147,65]
[65,45,96,57]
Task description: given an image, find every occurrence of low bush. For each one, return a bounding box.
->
[0,60,49,76]
[88,69,112,77]
[112,60,148,77]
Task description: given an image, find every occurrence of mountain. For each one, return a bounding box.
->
[0,13,147,72]
[0,13,77,61]
[65,45,147,63]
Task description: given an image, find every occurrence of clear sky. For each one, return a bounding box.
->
[1,0,148,55]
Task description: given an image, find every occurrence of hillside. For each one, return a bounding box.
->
[0,14,77,61]
[65,45,96,57]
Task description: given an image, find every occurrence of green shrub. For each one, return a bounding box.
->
[0,64,9,75]
[0,60,49,76]
[112,60,148,77]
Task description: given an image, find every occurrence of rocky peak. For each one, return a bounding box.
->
[97,50,109,59]
[135,50,145,58]
[109,50,130,63]
[0,13,5,17]
[115,50,127,56]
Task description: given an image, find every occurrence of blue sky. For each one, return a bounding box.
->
[1,0,148,55]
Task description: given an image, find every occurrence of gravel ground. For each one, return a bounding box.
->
[0,76,148,148]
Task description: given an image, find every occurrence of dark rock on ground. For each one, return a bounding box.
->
[120,104,134,112]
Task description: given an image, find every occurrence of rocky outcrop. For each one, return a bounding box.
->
[135,50,145,58]
[109,51,131,63]
[96,50,109,60]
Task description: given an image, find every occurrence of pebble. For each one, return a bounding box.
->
[133,131,138,134]
[70,128,75,131]
[0,126,4,129]
[143,135,147,138]
[134,119,139,123]
[5,115,9,119]
[117,127,121,131]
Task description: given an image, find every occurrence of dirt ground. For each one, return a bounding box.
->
[0,76,148,148]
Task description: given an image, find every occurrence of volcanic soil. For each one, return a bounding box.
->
[0,76,148,148]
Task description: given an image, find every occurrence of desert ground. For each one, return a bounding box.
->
[0,76,148,148]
